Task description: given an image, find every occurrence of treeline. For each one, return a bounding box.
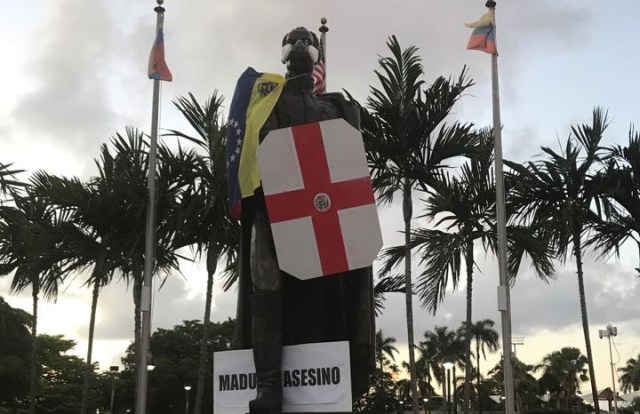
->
[363,325,640,414]
[0,297,234,414]
[3,298,639,414]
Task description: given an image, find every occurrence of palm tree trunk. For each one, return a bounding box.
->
[403,179,419,414]
[476,340,482,414]
[463,239,473,414]
[194,248,219,414]
[573,230,600,414]
[29,281,39,414]
[80,276,101,414]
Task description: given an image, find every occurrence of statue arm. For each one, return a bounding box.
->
[322,92,360,129]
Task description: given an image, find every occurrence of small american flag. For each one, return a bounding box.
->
[312,35,326,95]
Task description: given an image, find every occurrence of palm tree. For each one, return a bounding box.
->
[381,132,553,410]
[420,326,466,403]
[535,347,589,410]
[92,128,191,399]
[166,91,240,414]
[459,319,499,414]
[506,108,610,414]
[0,191,74,414]
[32,127,196,414]
[618,354,640,392]
[354,35,479,414]
[29,172,125,414]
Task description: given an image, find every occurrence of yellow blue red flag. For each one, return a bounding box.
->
[226,68,285,219]
[148,14,173,81]
[465,9,497,54]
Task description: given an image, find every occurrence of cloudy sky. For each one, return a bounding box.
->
[2,0,640,394]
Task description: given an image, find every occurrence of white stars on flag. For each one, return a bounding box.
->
[227,117,244,168]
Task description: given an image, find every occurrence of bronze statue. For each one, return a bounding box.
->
[233,26,375,414]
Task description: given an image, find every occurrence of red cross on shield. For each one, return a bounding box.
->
[257,118,383,280]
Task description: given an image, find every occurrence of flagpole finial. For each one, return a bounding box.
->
[155,0,165,12]
[319,17,328,34]
[486,0,496,8]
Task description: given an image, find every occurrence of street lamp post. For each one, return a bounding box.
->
[511,336,525,358]
[184,384,192,414]
[443,361,454,414]
[109,366,119,414]
[599,325,619,414]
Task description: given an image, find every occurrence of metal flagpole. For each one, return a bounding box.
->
[136,1,165,412]
[486,1,515,413]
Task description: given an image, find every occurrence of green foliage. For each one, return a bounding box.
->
[0,299,93,414]
[36,334,94,414]
[354,370,400,413]
[116,318,235,414]
[0,297,31,410]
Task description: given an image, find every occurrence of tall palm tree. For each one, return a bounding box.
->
[92,128,190,399]
[535,347,589,410]
[381,131,554,410]
[0,191,75,414]
[618,354,640,392]
[506,108,610,414]
[459,319,499,414]
[353,35,479,414]
[166,91,240,414]
[29,172,125,414]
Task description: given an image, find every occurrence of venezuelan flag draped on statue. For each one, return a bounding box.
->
[465,9,497,54]
[226,68,286,219]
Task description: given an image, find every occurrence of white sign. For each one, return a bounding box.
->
[213,341,352,413]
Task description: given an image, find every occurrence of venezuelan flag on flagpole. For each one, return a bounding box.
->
[226,68,285,219]
[464,4,517,414]
[148,13,172,81]
[465,9,497,54]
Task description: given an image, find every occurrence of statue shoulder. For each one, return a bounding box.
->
[320,92,360,129]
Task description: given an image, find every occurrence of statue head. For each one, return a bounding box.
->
[281,27,319,77]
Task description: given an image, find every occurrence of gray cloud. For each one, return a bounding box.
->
[11,0,117,169]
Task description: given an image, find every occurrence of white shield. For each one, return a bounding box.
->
[257,118,383,280]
